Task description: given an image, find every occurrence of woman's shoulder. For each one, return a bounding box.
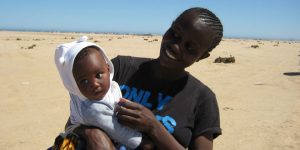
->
[112,55,152,65]
[185,74,215,97]
[112,55,153,82]
[112,55,153,71]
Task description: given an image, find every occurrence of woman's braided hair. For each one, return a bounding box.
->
[178,7,223,52]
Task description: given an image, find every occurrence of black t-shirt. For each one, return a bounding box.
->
[112,56,221,148]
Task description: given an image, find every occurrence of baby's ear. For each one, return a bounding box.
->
[197,52,210,62]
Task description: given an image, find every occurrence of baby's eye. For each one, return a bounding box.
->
[96,73,103,79]
[81,79,89,85]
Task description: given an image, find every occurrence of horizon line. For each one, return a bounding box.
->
[1,28,299,41]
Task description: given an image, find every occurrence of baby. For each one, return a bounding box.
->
[54,36,141,149]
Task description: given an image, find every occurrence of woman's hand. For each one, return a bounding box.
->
[116,98,185,150]
[116,98,159,133]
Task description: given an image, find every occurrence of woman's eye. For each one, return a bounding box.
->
[187,46,193,52]
[173,32,179,38]
[185,43,196,54]
[171,30,180,40]
[96,73,103,79]
[168,29,179,39]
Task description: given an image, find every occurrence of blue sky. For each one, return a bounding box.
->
[1,0,299,40]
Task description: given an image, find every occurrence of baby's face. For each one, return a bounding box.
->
[73,48,110,100]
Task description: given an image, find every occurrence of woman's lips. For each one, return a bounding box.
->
[165,48,177,60]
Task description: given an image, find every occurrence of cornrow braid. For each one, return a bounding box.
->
[179,7,223,52]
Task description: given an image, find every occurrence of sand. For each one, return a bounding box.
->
[0,31,299,150]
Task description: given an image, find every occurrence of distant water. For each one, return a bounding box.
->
[1,28,299,41]
[0,28,163,36]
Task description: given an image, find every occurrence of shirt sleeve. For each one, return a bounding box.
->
[192,90,221,140]
[111,55,121,81]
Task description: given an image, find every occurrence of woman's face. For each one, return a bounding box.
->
[158,13,214,71]
[73,48,110,100]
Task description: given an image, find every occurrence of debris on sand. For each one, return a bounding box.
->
[27,44,36,49]
[214,55,236,63]
[251,45,259,48]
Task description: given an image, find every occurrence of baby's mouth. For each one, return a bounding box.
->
[93,87,102,94]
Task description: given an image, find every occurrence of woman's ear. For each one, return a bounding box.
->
[197,52,210,62]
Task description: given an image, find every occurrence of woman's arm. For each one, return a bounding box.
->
[71,99,214,150]
[81,101,142,149]
[116,98,185,150]
[66,119,115,150]
[189,136,213,150]
[73,126,115,150]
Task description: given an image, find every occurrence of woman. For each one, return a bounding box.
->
[76,7,223,150]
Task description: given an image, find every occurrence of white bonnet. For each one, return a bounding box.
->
[54,36,114,100]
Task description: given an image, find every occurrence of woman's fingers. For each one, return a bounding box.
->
[116,98,158,133]
[118,98,142,110]
[116,98,143,118]
[116,106,142,129]
[117,114,139,128]
[116,104,140,118]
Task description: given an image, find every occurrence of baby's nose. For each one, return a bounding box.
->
[90,78,100,88]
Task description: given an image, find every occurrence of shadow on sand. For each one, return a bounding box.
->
[283,72,300,76]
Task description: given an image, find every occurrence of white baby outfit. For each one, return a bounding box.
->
[54,36,141,149]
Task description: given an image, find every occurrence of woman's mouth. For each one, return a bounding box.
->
[165,48,177,60]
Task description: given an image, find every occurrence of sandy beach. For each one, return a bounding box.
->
[0,31,299,150]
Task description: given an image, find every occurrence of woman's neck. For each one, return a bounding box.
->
[149,59,188,81]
